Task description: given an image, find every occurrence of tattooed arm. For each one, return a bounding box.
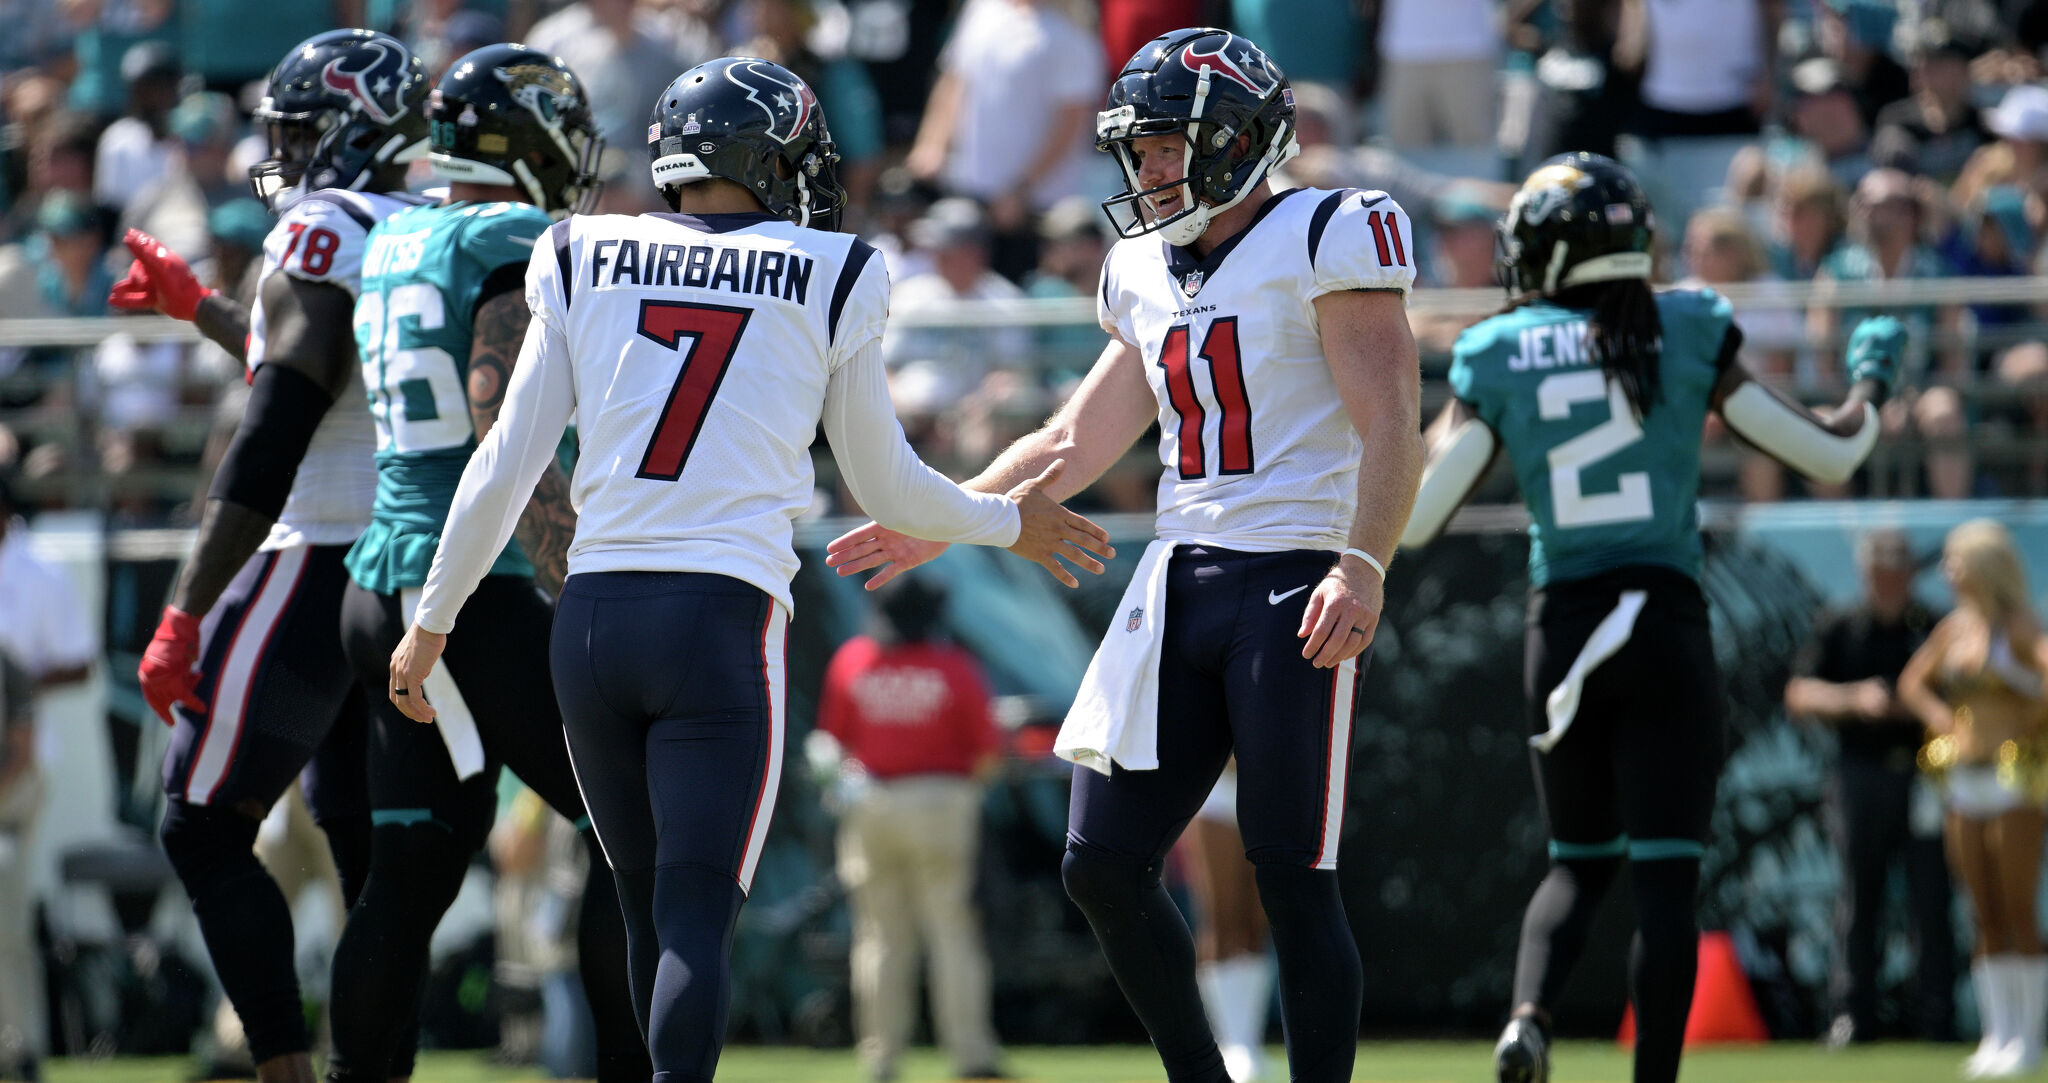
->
[468,287,577,596]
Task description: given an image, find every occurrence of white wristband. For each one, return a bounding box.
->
[1341,547,1387,582]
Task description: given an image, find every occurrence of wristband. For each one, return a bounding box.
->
[1341,547,1386,582]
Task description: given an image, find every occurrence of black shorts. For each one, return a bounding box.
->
[1067,546,1366,870]
[339,576,586,850]
[1523,566,1725,861]
[162,544,368,824]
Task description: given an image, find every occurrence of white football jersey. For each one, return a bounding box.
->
[412,210,1017,630]
[1098,187,1417,552]
[247,189,431,550]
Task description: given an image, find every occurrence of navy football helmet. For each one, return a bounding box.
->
[1096,27,1297,246]
[646,57,844,230]
[249,29,430,210]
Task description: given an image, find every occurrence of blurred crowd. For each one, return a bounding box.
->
[9,0,2048,520]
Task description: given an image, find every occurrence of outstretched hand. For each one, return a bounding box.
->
[1003,459,1114,588]
[826,523,951,590]
[108,229,211,322]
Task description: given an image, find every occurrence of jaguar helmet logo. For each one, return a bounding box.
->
[497,62,578,124]
[724,60,817,145]
[320,40,408,125]
[1511,163,1591,226]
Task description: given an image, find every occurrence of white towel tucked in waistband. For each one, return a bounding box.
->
[1533,589,1647,754]
[401,587,486,780]
[1057,539,1176,776]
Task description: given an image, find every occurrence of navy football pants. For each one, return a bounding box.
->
[1064,546,1367,1083]
[550,572,786,1083]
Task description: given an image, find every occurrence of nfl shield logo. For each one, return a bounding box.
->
[1126,607,1144,633]
[1181,270,1204,296]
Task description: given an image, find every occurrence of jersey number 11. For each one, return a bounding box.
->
[1159,317,1252,480]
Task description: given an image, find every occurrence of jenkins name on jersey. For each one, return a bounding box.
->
[248,188,432,551]
[1098,186,1417,552]
[1449,287,1734,587]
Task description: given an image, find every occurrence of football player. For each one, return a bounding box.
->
[112,29,434,1083]
[323,45,647,1083]
[384,56,1112,1083]
[1398,153,1899,1083]
[829,27,1421,1083]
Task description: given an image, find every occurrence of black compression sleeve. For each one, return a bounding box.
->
[209,363,336,519]
[1713,323,1744,373]
[475,262,525,312]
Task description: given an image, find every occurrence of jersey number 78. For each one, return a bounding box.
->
[634,300,753,481]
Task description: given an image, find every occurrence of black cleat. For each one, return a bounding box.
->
[1495,1016,1551,1083]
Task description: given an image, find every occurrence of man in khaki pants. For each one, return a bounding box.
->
[0,651,44,1082]
[815,578,1004,1083]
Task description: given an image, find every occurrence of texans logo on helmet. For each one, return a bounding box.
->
[498,63,578,124]
[321,40,407,125]
[1177,37,1268,95]
[725,60,815,145]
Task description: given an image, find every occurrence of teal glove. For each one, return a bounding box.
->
[1845,316,1905,393]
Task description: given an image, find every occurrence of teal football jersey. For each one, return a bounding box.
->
[1448,288,1733,588]
[345,200,552,594]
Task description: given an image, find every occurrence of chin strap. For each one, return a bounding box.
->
[1718,382,1879,485]
[1401,417,1496,550]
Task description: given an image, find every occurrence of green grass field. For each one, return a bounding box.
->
[43,1041,1992,1083]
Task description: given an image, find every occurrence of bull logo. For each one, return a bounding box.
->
[1177,37,1267,95]
[725,60,816,145]
[321,40,407,125]
[497,62,578,124]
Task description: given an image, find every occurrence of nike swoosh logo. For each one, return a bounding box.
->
[1268,585,1308,605]
[1356,192,1387,209]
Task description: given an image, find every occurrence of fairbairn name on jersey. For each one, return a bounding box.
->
[588,237,816,303]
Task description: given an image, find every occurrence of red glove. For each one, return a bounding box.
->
[139,606,206,726]
[108,229,212,322]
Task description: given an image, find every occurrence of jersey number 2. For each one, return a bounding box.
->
[1159,318,1252,479]
[635,300,752,482]
[1538,370,1653,528]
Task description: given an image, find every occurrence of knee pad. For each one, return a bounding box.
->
[159,799,262,893]
[1061,846,1154,914]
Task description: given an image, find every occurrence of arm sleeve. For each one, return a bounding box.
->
[414,314,577,634]
[821,337,1021,546]
[1308,190,1419,300]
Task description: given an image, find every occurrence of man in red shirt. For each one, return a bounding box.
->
[816,577,1004,1083]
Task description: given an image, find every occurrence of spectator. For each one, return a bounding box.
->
[92,40,181,216]
[1785,528,1955,1046]
[1766,165,1847,283]
[1233,0,1362,93]
[526,0,718,167]
[64,0,175,118]
[907,0,1103,280]
[736,0,887,223]
[1410,189,1507,355]
[176,0,336,95]
[1817,0,1911,126]
[1374,0,1501,149]
[1513,0,1636,163]
[2,105,96,243]
[887,198,1030,404]
[1622,0,1776,228]
[1873,24,1990,185]
[0,0,70,77]
[0,472,95,693]
[120,90,244,264]
[0,650,40,1083]
[815,576,1006,1083]
[1810,168,1960,380]
[1955,82,2048,216]
[0,191,114,389]
[1021,195,1108,375]
[1994,341,2048,495]
[1786,57,1875,191]
[867,166,938,283]
[1680,206,1804,501]
[1945,186,2036,354]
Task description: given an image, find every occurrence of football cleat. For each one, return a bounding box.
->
[1494,1016,1551,1083]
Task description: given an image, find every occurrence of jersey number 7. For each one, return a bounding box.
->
[635,300,753,481]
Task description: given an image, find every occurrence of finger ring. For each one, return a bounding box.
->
[393,687,410,696]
